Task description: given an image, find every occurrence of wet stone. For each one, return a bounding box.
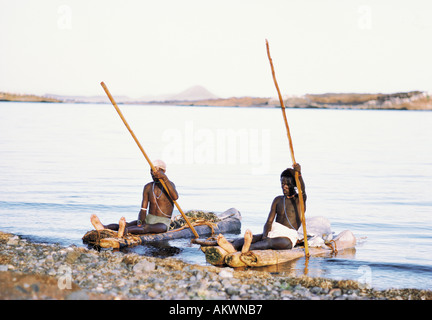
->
[1,231,431,300]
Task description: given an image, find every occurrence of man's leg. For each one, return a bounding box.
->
[90,214,105,231]
[230,233,263,250]
[245,237,292,252]
[91,215,138,232]
[217,231,263,253]
[122,223,167,235]
[217,234,237,253]
[241,229,253,253]
[117,217,126,237]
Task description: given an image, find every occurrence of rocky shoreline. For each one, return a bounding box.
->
[0,231,431,301]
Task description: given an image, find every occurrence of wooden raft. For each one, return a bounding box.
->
[82,209,241,249]
[202,230,356,267]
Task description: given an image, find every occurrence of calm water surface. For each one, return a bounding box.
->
[0,102,431,290]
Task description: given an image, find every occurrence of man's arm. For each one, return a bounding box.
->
[262,197,278,239]
[294,163,306,211]
[138,183,150,223]
[153,169,179,201]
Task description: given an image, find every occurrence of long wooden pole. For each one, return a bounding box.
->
[265,40,309,257]
[100,82,199,239]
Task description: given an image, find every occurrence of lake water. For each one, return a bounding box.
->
[0,101,431,291]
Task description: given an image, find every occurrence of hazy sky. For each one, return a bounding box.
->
[1,0,432,98]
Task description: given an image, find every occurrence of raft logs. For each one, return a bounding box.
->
[201,230,357,268]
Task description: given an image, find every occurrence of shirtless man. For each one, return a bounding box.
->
[90,160,178,237]
[217,163,306,254]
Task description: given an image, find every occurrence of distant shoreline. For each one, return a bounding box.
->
[0,92,61,103]
[1,91,431,111]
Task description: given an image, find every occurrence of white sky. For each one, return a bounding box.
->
[1,0,432,98]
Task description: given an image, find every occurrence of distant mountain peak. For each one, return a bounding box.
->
[169,85,218,101]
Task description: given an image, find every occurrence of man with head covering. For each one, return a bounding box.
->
[90,159,178,237]
[216,163,306,253]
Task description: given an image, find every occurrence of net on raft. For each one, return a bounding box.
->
[169,210,220,230]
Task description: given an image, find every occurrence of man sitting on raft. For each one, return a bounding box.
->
[90,160,178,237]
[217,163,305,254]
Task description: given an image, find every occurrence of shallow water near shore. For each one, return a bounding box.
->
[0,101,431,291]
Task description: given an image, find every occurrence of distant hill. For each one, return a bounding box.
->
[168,85,219,101]
[40,85,219,103]
[138,85,219,102]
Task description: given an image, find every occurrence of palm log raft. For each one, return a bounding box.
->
[202,230,356,267]
[82,208,241,249]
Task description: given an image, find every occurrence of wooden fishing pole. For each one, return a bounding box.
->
[265,39,309,257]
[100,82,199,239]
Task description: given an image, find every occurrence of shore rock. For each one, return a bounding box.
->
[0,231,431,300]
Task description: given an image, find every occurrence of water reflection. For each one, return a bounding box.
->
[122,240,183,258]
[234,248,357,279]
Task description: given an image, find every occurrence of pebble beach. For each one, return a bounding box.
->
[1,231,431,301]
